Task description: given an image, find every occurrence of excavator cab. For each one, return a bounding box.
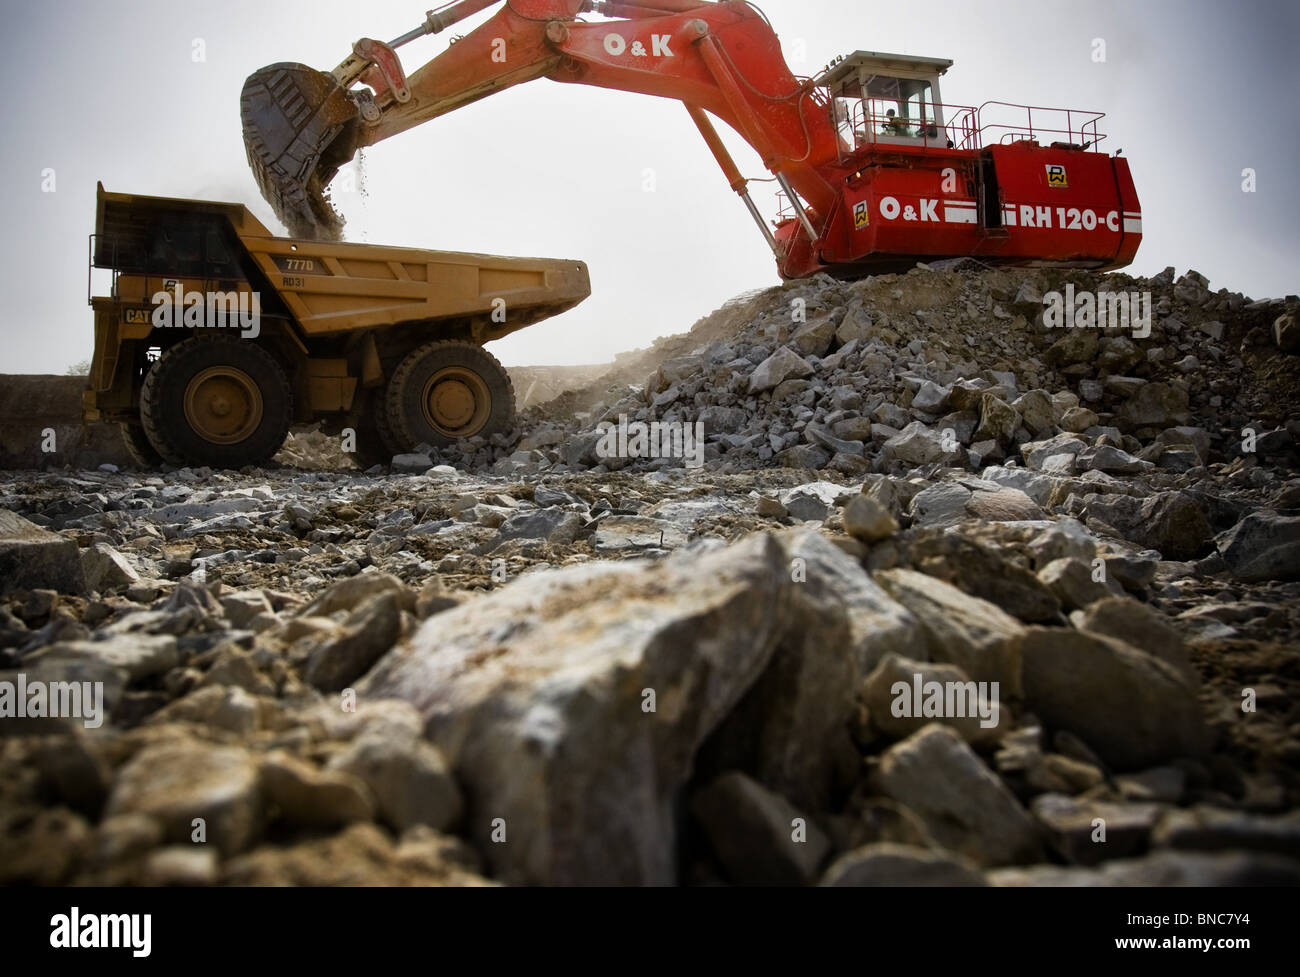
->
[819,51,956,152]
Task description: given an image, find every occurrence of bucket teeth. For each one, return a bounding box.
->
[240,63,361,241]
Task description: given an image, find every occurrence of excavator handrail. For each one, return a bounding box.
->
[974,99,1107,150]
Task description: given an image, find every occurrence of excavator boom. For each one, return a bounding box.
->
[241,0,1142,277]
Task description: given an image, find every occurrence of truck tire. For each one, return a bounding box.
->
[120,423,165,468]
[387,342,515,449]
[141,336,294,469]
[346,389,405,469]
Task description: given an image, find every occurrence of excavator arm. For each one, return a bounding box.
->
[241,0,838,270]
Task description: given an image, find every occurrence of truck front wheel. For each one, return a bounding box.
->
[387,342,515,449]
[140,336,294,469]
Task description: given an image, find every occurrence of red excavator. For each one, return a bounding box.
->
[241,0,1142,281]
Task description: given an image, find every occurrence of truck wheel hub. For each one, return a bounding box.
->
[423,367,490,437]
[184,367,263,444]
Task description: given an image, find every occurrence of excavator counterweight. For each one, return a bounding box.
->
[240,0,1142,278]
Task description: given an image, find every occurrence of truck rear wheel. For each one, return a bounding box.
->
[140,336,294,469]
[346,389,406,469]
[387,342,515,449]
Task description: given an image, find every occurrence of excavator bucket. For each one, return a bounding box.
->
[240,63,362,241]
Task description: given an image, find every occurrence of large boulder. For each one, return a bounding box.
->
[1020,628,1208,770]
[703,531,924,809]
[1216,510,1300,582]
[359,534,798,884]
[1083,491,1212,561]
[0,509,87,596]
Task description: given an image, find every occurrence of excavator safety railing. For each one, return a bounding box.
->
[830,97,1108,158]
[973,101,1107,150]
[834,98,979,158]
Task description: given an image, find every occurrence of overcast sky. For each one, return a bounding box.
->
[3,0,1296,374]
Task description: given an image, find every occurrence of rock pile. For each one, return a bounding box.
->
[1,264,1297,885]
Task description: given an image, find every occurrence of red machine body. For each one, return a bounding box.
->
[242,0,1143,280]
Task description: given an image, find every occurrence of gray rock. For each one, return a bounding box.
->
[990,850,1300,886]
[358,533,797,884]
[843,494,898,543]
[259,752,374,828]
[80,543,140,592]
[1045,328,1099,367]
[1217,510,1300,582]
[912,380,953,413]
[749,346,814,394]
[981,465,1060,506]
[965,485,1044,522]
[775,443,832,469]
[807,424,865,458]
[1118,381,1189,428]
[790,315,837,357]
[1021,434,1087,470]
[1071,597,1192,680]
[1028,519,1097,566]
[1152,806,1300,856]
[327,734,462,833]
[875,568,1026,697]
[909,483,973,528]
[105,739,261,856]
[870,725,1042,867]
[220,590,274,629]
[690,772,830,885]
[497,508,588,545]
[884,422,962,466]
[1020,627,1207,769]
[1037,557,1122,610]
[143,497,261,524]
[391,452,435,473]
[654,354,706,389]
[304,593,402,692]
[974,394,1020,444]
[300,572,414,618]
[1274,312,1300,353]
[706,531,922,809]
[532,485,581,507]
[1075,445,1152,474]
[1061,407,1100,433]
[779,481,856,522]
[26,634,179,684]
[0,509,87,596]
[1031,793,1164,865]
[593,516,686,553]
[1084,491,1211,561]
[820,843,986,885]
[1011,390,1055,435]
[861,653,1005,745]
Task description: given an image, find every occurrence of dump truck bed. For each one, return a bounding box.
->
[92,185,591,342]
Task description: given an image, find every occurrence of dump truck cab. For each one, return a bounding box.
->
[85,184,590,469]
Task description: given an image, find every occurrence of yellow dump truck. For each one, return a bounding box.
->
[84,184,590,468]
